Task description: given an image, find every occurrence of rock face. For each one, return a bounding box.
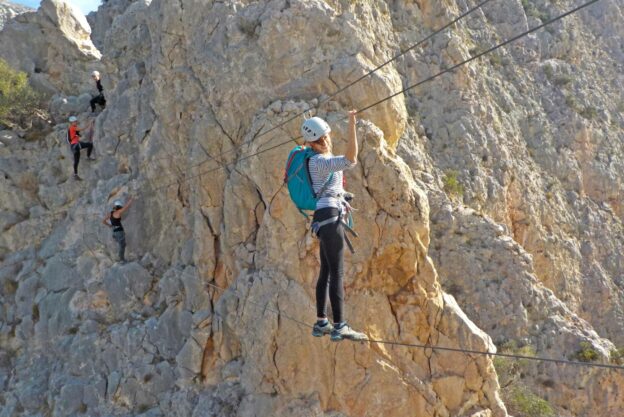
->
[1,0,623,417]
[87,0,136,52]
[0,0,31,30]
[0,0,101,94]
[427,204,624,416]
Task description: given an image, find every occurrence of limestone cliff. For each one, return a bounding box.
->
[0,0,31,30]
[0,0,623,417]
[0,0,101,94]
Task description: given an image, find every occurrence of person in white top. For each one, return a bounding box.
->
[302,111,366,342]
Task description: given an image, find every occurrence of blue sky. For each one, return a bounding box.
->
[12,0,101,15]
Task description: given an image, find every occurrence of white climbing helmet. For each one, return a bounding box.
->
[91,70,100,77]
[68,116,77,123]
[113,200,124,208]
[301,117,331,142]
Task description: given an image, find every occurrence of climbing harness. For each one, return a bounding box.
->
[284,144,359,251]
[311,204,359,253]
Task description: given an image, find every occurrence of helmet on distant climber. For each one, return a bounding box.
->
[91,70,100,78]
[68,116,78,123]
[301,117,331,142]
[113,200,124,209]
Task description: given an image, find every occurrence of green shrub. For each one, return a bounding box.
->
[489,53,503,67]
[493,356,516,387]
[505,386,555,417]
[574,341,599,362]
[494,341,537,386]
[0,58,41,127]
[610,347,624,365]
[494,341,555,416]
[565,95,582,113]
[32,304,40,322]
[579,106,598,120]
[3,279,18,295]
[553,74,572,86]
[520,0,550,22]
[442,171,464,198]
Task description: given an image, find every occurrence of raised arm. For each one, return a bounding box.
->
[345,110,358,164]
[117,197,134,216]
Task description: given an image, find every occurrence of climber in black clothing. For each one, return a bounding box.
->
[102,197,134,263]
[90,70,106,113]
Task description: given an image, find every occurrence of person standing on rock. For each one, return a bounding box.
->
[304,110,367,342]
[89,70,106,113]
[67,116,95,180]
[102,197,134,263]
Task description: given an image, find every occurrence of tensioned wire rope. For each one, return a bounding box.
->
[5,0,614,382]
[162,265,624,371]
[247,0,496,151]
[39,0,597,270]
[138,0,495,188]
[5,0,606,364]
[149,0,601,193]
[146,0,616,370]
[2,0,601,269]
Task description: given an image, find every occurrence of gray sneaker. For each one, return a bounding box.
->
[312,321,333,337]
[330,323,367,342]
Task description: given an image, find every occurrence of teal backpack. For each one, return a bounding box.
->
[284,145,333,216]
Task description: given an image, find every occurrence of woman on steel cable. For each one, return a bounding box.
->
[303,111,367,342]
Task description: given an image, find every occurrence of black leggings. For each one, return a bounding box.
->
[314,207,345,323]
[72,142,93,174]
[90,94,106,112]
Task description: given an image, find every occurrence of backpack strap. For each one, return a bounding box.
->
[316,172,334,199]
[284,147,303,183]
[306,158,333,199]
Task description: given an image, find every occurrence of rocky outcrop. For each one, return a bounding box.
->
[427,202,624,416]
[0,1,510,416]
[396,0,624,345]
[1,0,623,416]
[0,0,101,94]
[0,0,31,30]
[393,0,624,414]
[87,0,136,52]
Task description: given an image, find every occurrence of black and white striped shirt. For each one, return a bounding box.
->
[309,153,355,210]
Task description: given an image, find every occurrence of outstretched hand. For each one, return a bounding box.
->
[345,110,358,163]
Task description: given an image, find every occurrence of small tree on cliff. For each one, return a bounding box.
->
[0,59,41,128]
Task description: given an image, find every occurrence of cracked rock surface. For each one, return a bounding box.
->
[0,0,623,416]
